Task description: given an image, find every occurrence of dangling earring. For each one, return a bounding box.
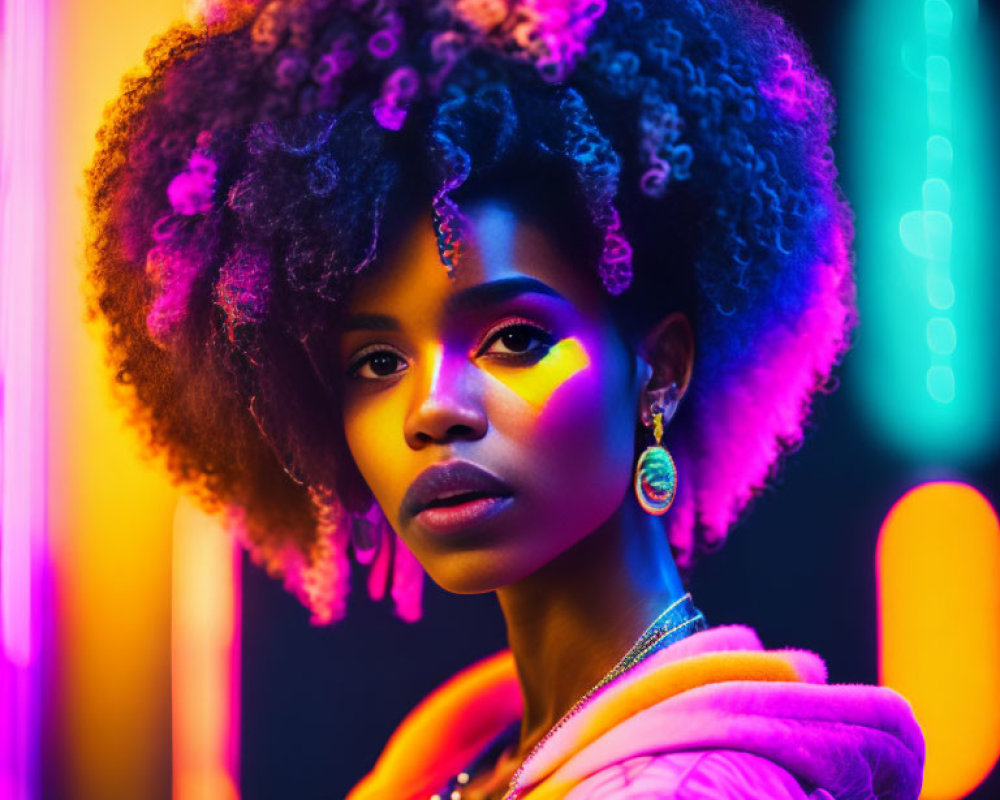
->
[634,382,680,516]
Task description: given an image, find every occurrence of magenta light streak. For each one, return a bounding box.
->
[1,0,48,797]
[1,0,47,670]
[228,541,242,791]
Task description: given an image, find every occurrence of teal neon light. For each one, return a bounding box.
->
[846,0,999,464]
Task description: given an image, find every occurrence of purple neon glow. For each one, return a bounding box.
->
[1,0,48,797]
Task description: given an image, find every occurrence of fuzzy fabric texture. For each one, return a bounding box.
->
[347,625,925,800]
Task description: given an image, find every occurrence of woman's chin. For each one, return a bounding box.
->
[421,550,539,595]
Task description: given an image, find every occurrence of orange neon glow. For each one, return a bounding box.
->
[480,337,590,410]
[877,481,1000,799]
[172,498,241,800]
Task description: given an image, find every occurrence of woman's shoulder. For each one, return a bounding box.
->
[563,750,818,800]
[516,624,924,800]
[348,625,924,800]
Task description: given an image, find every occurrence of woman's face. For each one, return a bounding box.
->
[339,198,646,593]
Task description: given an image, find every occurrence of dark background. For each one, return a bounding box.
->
[240,2,1000,798]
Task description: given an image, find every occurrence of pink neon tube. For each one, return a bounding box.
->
[1,0,48,799]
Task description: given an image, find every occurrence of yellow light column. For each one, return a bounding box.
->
[46,1,187,798]
[172,498,241,800]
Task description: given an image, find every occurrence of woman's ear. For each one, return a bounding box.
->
[637,311,694,424]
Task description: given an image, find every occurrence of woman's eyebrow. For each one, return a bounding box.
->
[344,277,566,332]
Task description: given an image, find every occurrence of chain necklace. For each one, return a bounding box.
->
[427,592,706,800]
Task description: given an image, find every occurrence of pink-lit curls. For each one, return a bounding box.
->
[311,34,360,85]
[367,12,403,60]
[670,221,856,570]
[386,64,420,101]
[250,0,286,55]
[371,65,420,131]
[152,140,220,347]
[371,100,407,131]
[366,521,392,601]
[233,489,425,625]
[638,91,691,199]
[215,247,272,347]
[358,511,425,622]
[144,242,209,347]
[390,534,425,623]
[438,0,608,84]
[302,486,352,624]
[597,206,632,296]
[454,0,509,32]
[557,87,633,294]
[166,150,218,216]
[520,0,607,83]
[226,490,351,626]
[429,100,474,277]
[428,30,469,92]
[273,47,311,90]
[432,194,467,278]
[759,52,811,122]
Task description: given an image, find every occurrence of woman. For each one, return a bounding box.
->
[85,0,925,797]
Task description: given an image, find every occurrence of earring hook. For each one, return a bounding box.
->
[644,380,681,431]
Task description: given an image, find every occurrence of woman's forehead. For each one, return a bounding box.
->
[344,198,604,319]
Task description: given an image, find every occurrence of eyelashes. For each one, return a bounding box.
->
[477,317,557,360]
[345,319,557,382]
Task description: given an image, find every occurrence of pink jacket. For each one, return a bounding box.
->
[346,624,925,799]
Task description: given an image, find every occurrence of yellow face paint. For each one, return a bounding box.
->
[480,336,591,411]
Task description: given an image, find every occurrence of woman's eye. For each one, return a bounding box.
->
[480,323,555,360]
[346,322,555,382]
[348,351,406,380]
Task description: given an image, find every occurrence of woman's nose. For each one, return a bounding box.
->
[403,344,488,448]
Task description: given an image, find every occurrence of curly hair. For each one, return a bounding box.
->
[85,0,856,624]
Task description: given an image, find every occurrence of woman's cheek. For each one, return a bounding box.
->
[521,334,634,495]
[487,335,611,460]
[478,336,590,412]
[343,391,411,512]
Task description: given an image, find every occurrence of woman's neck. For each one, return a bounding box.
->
[494,492,688,760]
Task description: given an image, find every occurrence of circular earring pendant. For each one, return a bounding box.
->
[634,445,677,515]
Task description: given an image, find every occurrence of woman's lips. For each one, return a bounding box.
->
[415,494,514,533]
[401,460,514,524]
